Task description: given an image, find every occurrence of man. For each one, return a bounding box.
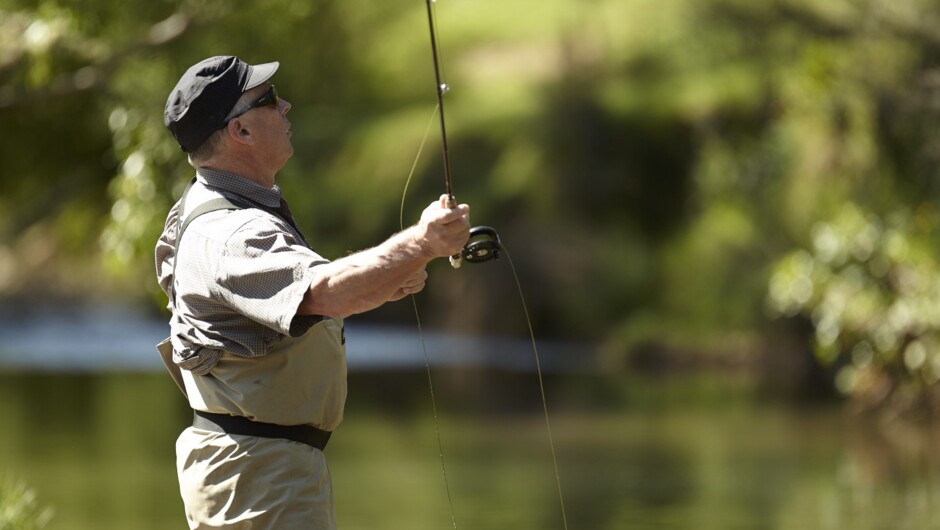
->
[154,55,470,529]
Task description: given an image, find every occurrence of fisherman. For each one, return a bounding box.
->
[154,55,471,529]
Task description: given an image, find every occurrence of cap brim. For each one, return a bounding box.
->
[244,61,280,90]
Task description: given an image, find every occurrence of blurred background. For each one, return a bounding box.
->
[2,0,940,528]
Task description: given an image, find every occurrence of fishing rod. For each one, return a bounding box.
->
[423,0,502,268]
[408,2,571,530]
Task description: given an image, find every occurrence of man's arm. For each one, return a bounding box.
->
[297,195,469,319]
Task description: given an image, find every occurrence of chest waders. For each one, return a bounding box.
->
[157,180,346,450]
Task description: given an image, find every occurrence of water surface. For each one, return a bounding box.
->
[1,371,938,530]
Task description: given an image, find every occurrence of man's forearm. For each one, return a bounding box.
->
[297,226,432,319]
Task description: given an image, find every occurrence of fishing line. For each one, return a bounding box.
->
[399,109,571,530]
[501,242,570,530]
[399,103,460,530]
[401,1,571,528]
[400,103,441,230]
[410,295,460,530]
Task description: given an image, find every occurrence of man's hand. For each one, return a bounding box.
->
[416,194,471,258]
[388,267,428,301]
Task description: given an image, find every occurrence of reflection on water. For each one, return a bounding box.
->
[1,370,939,530]
[0,306,590,373]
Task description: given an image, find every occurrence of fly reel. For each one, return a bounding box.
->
[462,226,501,263]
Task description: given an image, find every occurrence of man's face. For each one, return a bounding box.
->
[236,83,294,167]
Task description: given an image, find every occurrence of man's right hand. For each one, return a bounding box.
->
[416,194,471,258]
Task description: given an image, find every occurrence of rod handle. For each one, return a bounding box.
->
[446,195,462,269]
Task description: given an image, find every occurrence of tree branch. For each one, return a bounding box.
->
[0,11,196,109]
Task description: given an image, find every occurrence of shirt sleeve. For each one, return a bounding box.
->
[154,201,181,311]
[214,215,328,336]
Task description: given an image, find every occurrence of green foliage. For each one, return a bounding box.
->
[0,476,53,530]
[3,0,940,412]
[769,204,940,414]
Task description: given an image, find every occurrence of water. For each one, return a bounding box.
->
[0,305,589,373]
[1,369,939,530]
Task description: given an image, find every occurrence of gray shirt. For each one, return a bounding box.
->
[155,168,329,374]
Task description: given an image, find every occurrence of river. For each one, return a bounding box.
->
[1,307,938,529]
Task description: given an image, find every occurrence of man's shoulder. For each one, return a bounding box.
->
[182,182,269,229]
[184,206,277,243]
[178,181,302,256]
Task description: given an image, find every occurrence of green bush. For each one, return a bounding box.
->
[0,476,53,530]
[769,203,940,416]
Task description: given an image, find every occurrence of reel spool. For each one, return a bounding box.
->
[462,226,501,263]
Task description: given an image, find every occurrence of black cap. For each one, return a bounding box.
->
[164,56,279,152]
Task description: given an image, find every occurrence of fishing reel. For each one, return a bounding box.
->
[461,226,501,264]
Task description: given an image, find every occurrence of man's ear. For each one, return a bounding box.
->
[226,119,253,145]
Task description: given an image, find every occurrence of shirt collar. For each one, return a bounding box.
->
[195,167,283,209]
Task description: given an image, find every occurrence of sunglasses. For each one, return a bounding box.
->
[220,85,280,128]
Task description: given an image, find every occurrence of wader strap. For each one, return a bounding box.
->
[171,177,303,306]
[193,410,332,451]
[171,177,247,306]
